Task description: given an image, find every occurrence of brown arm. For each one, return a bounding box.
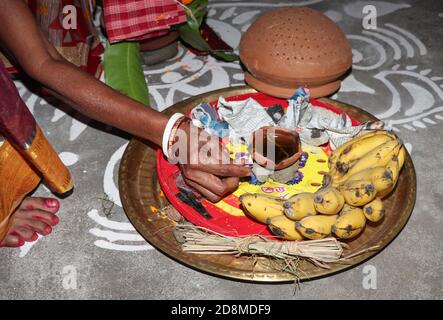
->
[0,0,168,145]
[0,0,251,202]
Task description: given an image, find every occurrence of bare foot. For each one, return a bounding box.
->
[0,197,60,247]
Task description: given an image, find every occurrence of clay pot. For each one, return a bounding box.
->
[239,7,352,98]
[250,126,302,170]
[139,31,180,52]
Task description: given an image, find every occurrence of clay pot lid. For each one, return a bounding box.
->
[239,7,352,98]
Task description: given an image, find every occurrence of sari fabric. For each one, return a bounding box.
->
[0,60,73,241]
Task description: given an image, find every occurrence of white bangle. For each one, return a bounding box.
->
[162,113,185,159]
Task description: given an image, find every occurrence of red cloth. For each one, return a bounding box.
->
[0,60,36,149]
[103,0,187,43]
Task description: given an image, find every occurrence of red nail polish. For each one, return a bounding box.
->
[45,226,52,234]
[45,198,58,208]
[52,216,59,225]
[31,233,38,241]
[17,239,25,246]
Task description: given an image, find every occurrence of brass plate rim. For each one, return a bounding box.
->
[118,85,417,283]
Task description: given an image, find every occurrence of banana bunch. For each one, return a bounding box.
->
[328,130,405,239]
[240,187,345,241]
[240,193,304,240]
[239,130,406,242]
[329,130,405,199]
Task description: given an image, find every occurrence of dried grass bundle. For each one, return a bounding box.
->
[173,224,379,271]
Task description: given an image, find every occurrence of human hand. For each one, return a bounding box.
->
[170,121,251,202]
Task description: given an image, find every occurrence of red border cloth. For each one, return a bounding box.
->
[103,0,187,43]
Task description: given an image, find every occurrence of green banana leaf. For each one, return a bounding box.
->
[178,22,239,62]
[184,0,208,30]
[177,0,238,62]
[103,42,150,105]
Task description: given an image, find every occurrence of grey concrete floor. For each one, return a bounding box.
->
[1,0,442,299]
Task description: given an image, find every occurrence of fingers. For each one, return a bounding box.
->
[183,166,233,196]
[182,167,240,202]
[176,124,251,177]
[197,139,251,177]
[193,163,251,178]
[183,179,221,203]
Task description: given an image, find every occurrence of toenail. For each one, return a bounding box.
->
[31,234,38,241]
[45,226,52,234]
[45,198,58,208]
[52,216,59,225]
[17,239,25,246]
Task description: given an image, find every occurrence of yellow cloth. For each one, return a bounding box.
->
[0,126,73,241]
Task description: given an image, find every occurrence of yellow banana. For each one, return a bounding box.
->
[283,193,317,221]
[378,145,406,198]
[332,205,366,239]
[268,215,304,241]
[313,187,344,215]
[335,139,402,185]
[384,157,400,198]
[329,130,395,169]
[329,159,359,180]
[398,145,406,169]
[332,132,396,175]
[363,197,385,222]
[329,133,376,168]
[384,158,399,188]
[369,166,395,193]
[389,145,405,179]
[341,165,394,193]
[240,193,284,224]
[377,181,395,199]
[340,167,374,182]
[340,179,377,206]
[295,215,338,240]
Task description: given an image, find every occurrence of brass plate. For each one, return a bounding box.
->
[119,86,416,282]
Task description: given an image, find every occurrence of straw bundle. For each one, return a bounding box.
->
[173,224,379,270]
